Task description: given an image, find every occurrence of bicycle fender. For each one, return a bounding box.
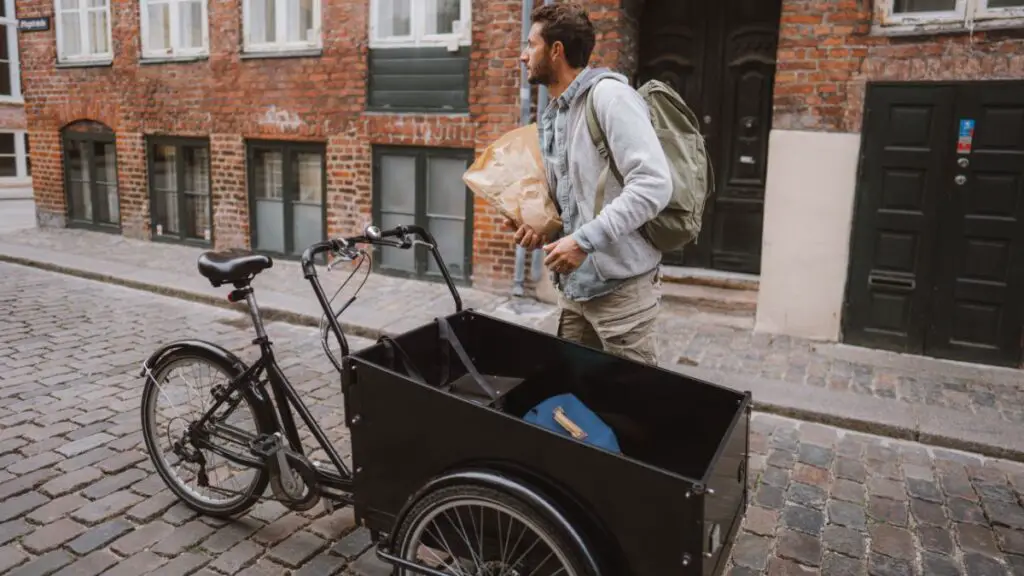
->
[385,468,604,576]
[139,339,249,380]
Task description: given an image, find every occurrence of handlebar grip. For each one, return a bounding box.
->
[379,226,406,238]
[301,240,335,278]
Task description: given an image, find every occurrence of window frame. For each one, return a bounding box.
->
[62,124,121,232]
[874,0,1024,33]
[974,0,1024,20]
[369,0,472,49]
[241,0,322,55]
[139,0,210,60]
[0,130,28,180]
[0,0,22,102]
[54,0,113,64]
[371,144,475,285]
[147,136,214,247]
[245,139,328,261]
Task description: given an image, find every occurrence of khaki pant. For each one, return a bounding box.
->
[556,269,661,366]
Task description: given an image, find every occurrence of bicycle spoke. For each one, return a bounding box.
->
[401,495,579,576]
[145,357,262,509]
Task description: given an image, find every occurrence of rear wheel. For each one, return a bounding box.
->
[392,484,594,576]
[141,350,270,518]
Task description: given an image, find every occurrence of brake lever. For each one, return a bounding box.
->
[327,244,362,272]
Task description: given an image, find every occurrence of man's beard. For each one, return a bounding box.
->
[528,56,554,86]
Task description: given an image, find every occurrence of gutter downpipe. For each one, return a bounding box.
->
[512,0,536,297]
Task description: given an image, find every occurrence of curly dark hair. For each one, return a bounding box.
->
[530,2,596,69]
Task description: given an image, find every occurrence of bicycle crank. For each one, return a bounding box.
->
[252,433,321,511]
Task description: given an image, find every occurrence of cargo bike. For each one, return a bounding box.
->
[139,223,752,576]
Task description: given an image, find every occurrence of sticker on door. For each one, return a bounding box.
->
[957,118,975,155]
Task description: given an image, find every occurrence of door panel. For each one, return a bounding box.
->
[927,83,1024,366]
[844,85,954,353]
[635,0,779,273]
[845,81,1024,368]
[711,22,778,273]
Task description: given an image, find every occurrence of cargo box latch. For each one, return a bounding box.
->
[706,523,721,558]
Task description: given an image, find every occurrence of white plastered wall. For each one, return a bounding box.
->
[754,129,863,341]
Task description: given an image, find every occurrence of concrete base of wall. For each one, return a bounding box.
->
[35,208,66,229]
[755,129,862,342]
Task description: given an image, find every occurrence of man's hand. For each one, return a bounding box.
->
[543,236,587,274]
[506,217,545,250]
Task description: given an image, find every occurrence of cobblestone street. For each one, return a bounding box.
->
[2,261,1024,575]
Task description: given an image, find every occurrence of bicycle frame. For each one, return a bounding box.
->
[185,224,464,504]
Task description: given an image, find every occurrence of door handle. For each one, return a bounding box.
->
[955,174,967,186]
[868,272,916,293]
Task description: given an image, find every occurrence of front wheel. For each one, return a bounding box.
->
[392,485,595,576]
[141,349,270,518]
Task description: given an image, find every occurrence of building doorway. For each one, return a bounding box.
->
[634,0,782,274]
[843,81,1024,368]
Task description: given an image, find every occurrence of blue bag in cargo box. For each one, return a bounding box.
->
[524,393,621,453]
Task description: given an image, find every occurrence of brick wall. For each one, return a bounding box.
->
[773,0,1024,132]
[14,0,552,291]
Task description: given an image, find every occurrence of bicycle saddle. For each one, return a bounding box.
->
[197,250,273,287]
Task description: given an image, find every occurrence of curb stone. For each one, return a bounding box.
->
[672,364,1024,464]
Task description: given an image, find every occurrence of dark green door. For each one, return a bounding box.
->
[844,81,1024,368]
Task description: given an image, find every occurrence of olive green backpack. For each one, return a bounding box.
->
[585,77,715,252]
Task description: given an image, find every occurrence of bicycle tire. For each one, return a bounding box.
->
[392,484,597,576]
[141,348,271,518]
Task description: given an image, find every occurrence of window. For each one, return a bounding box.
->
[372,146,474,282]
[148,137,212,244]
[62,121,119,230]
[0,131,30,180]
[247,140,325,258]
[0,133,15,177]
[56,0,112,64]
[370,0,471,48]
[243,0,321,54]
[0,0,21,100]
[876,0,1024,32]
[140,0,208,59]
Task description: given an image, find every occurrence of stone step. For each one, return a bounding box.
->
[661,265,759,291]
[660,281,758,316]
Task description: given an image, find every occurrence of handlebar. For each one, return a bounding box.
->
[301,224,463,313]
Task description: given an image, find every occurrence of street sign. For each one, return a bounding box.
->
[18,17,50,32]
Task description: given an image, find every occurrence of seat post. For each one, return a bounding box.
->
[229,283,268,342]
[245,290,268,341]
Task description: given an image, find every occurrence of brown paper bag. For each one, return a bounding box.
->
[462,124,562,238]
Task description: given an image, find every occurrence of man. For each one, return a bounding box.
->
[514,2,672,366]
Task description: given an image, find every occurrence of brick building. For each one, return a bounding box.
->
[16,0,1024,367]
[0,0,29,188]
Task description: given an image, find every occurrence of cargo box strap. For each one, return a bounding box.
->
[436,317,499,402]
[378,336,428,385]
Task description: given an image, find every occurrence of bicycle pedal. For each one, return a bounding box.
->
[249,434,280,458]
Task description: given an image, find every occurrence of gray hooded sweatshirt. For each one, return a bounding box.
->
[538,66,673,302]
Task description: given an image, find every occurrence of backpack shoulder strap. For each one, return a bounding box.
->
[584,78,625,216]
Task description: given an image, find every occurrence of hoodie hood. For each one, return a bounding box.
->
[569,66,629,104]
